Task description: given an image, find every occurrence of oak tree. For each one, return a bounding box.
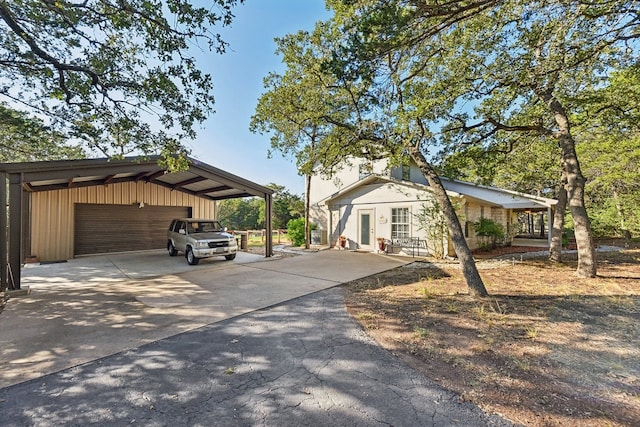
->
[255,17,489,296]
[0,0,241,163]
[328,0,640,277]
[251,29,349,249]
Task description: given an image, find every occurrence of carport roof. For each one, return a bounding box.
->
[0,155,274,200]
[1,156,275,291]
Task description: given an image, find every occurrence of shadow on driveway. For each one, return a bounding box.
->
[0,288,515,426]
[0,249,408,388]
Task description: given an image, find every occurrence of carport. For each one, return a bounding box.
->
[0,156,274,291]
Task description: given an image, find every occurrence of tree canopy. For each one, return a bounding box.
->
[0,103,84,162]
[0,0,241,164]
[575,64,640,238]
[255,0,640,290]
[319,0,640,277]
[216,183,303,231]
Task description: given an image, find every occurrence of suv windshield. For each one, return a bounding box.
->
[188,221,223,233]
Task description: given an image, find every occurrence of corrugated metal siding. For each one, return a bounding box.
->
[30,181,216,261]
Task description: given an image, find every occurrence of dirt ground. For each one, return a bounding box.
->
[342,240,640,427]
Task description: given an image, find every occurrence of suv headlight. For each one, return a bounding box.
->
[195,241,209,249]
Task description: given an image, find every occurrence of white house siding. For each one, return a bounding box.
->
[326,190,515,254]
[308,158,546,255]
[30,181,216,261]
[309,158,390,205]
[309,159,398,240]
[323,182,437,249]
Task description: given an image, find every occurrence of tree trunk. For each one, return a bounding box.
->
[558,134,597,277]
[304,174,311,249]
[528,214,534,235]
[543,92,597,277]
[549,177,567,263]
[408,146,488,297]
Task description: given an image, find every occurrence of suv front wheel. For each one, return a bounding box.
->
[186,247,200,265]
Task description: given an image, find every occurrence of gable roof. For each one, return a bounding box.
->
[0,155,273,200]
[440,178,556,210]
[319,174,556,211]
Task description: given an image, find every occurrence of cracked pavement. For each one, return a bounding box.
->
[0,287,516,426]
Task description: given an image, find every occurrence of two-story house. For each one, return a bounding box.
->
[308,158,556,257]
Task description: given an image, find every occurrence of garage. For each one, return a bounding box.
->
[1,156,274,291]
[74,204,190,256]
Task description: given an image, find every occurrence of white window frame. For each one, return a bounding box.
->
[391,207,410,238]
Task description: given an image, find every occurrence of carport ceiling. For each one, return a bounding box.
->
[4,156,273,201]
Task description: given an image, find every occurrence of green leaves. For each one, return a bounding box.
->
[216,183,304,231]
[0,103,85,162]
[0,0,241,161]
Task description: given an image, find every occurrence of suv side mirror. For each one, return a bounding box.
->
[179,229,186,235]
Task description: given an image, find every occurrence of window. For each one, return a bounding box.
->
[391,208,410,238]
[402,165,410,181]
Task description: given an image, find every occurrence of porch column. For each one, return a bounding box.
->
[547,206,553,247]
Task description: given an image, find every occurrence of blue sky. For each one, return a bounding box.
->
[187,1,331,196]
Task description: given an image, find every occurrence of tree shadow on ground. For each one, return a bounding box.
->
[0,289,513,426]
[343,252,640,427]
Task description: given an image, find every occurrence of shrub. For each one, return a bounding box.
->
[286,218,316,246]
[473,217,505,249]
[415,201,448,259]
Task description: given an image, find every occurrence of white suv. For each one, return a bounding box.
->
[167,218,238,265]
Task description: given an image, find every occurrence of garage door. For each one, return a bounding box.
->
[74,204,191,256]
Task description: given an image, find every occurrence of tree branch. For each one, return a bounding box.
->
[0,2,104,89]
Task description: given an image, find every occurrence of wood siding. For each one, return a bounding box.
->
[30,181,216,261]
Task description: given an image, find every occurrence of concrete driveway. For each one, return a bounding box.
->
[0,248,516,426]
[0,249,409,388]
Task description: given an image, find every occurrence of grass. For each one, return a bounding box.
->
[238,230,292,248]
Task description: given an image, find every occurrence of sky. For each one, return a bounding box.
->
[186,0,331,196]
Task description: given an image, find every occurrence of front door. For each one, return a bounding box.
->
[358,209,374,250]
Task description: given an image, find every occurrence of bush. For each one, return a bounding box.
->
[286,218,316,246]
[473,217,505,249]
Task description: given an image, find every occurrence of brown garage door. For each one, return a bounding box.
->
[74,204,191,256]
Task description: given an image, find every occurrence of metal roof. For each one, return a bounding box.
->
[1,156,274,291]
[440,178,556,210]
[0,156,274,200]
[319,174,556,211]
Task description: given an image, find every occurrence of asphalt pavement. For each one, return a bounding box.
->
[0,249,517,426]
